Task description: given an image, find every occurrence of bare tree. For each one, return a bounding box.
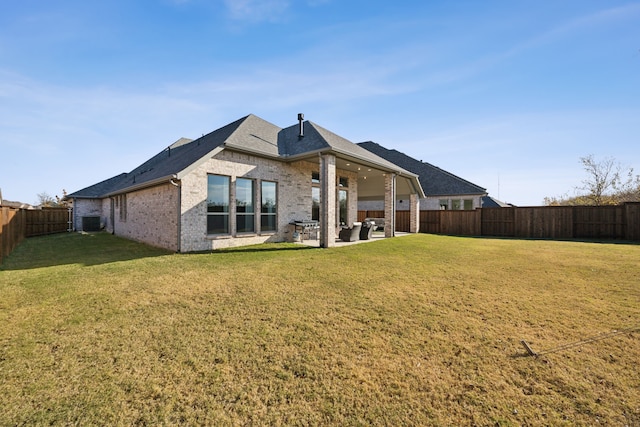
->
[578,155,623,206]
[36,192,56,207]
[55,189,71,208]
[546,155,639,206]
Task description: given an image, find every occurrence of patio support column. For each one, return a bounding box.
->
[320,153,336,248]
[384,173,396,238]
[409,192,420,233]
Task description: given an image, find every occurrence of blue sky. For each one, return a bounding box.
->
[1,0,639,206]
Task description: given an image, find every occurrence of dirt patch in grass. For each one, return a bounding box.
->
[1,233,639,425]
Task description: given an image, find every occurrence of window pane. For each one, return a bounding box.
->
[261,181,277,214]
[207,175,229,213]
[261,215,276,232]
[464,199,473,210]
[207,215,228,234]
[236,178,254,213]
[235,178,255,233]
[339,177,348,187]
[452,199,461,210]
[312,187,320,221]
[338,189,347,224]
[237,214,255,233]
[312,171,320,184]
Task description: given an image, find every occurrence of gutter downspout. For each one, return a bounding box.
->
[170,177,181,252]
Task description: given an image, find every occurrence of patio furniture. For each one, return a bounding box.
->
[290,220,320,241]
[339,222,362,242]
[359,221,375,240]
[365,217,385,231]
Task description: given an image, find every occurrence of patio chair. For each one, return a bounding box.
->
[339,222,362,242]
[359,221,375,240]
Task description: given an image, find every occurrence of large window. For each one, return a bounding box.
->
[312,187,320,221]
[236,178,255,233]
[207,174,230,234]
[338,176,348,225]
[338,189,347,225]
[312,172,320,221]
[261,181,277,232]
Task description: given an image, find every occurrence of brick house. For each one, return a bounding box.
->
[68,114,424,251]
[357,141,488,211]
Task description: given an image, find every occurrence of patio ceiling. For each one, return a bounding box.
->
[334,157,417,200]
[294,154,420,200]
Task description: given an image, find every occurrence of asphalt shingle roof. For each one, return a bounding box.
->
[357,141,486,196]
[68,115,248,198]
[67,173,128,199]
[69,114,420,199]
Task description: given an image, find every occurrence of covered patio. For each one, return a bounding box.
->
[298,230,412,248]
[286,139,425,248]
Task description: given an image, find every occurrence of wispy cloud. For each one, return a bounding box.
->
[409,3,640,91]
[223,0,290,23]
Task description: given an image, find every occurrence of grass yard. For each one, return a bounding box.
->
[1,232,639,426]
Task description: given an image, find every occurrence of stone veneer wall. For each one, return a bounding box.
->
[180,150,359,252]
[112,183,179,251]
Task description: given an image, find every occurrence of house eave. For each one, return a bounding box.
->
[426,191,488,198]
[222,144,282,161]
[104,175,177,198]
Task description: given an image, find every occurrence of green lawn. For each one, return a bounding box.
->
[1,232,639,425]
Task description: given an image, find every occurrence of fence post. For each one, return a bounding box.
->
[626,202,640,241]
[0,207,5,263]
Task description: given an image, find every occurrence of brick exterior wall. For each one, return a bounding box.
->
[180,150,359,252]
[102,198,113,232]
[74,150,360,252]
[319,154,336,248]
[72,199,103,231]
[384,173,396,237]
[409,193,419,233]
[112,183,179,251]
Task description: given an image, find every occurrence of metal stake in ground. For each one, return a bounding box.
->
[520,340,537,357]
[520,326,638,358]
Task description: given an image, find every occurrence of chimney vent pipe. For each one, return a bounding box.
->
[298,113,304,138]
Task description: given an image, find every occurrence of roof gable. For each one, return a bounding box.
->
[358,141,486,196]
[224,114,281,157]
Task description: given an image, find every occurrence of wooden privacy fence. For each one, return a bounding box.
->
[0,207,26,265]
[359,202,640,241]
[0,207,72,264]
[357,210,414,231]
[25,207,73,236]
